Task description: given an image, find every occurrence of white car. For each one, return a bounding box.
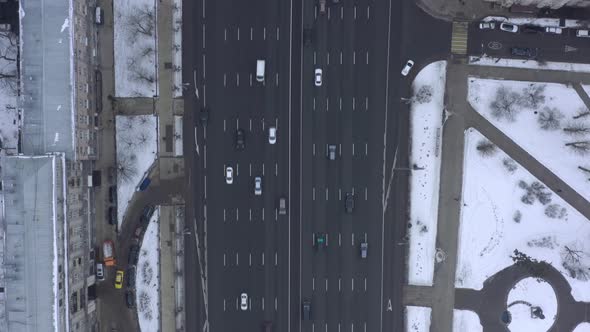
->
[225,166,233,184]
[576,29,590,38]
[268,126,277,144]
[240,293,248,311]
[478,22,495,30]
[499,22,518,33]
[254,177,262,196]
[401,60,414,76]
[545,26,562,34]
[96,263,105,281]
[314,68,322,86]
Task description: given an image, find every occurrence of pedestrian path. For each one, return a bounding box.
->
[451,21,468,55]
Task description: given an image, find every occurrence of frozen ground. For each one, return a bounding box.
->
[468,78,590,204]
[481,16,585,28]
[469,56,590,73]
[0,31,19,151]
[114,0,157,97]
[453,309,482,332]
[456,128,590,302]
[136,208,160,332]
[172,0,182,98]
[405,306,431,332]
[575,322,590,332]
[115,115,158,227]
[507,277,557,332]
[408,60,446,286]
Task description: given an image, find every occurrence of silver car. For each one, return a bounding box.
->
[254,177,262,196]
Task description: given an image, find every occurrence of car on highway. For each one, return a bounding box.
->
[345,193,355,213]
[577,29,590,38]
[327,144,337,160]
[314,68,322,86]
[545,26,562,34]
[96,263,105,281]
[302,300,312,320]
[499,22,518,33]
[360,242,368,258]
[254,177,262,196]
[314,232,328,249]
[125,290,135,308]
[510,47,538,59]
[240,293,248,311]
[278,197,287,215]
[268,126,277,144]
[235,128,245,150]
[200,107,209,127]
[115,270,124,289]
[401,60,414,76]
[478,22,495,30]
[226,166,233,184]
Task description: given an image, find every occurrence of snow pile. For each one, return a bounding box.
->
[481,16,587,28]
[456,128,590,302]
[114,0,157,97]
[574,322,590,332]
[0,31,19,151]
[408,61,446,286]
[453,309,482,332]
[136,208,160,332]
[468,78,590,203]
[115,115,158,227]
[405,306,431,332]
[507,277,557,332]
[469,56,590,73]
[172,0,182,98]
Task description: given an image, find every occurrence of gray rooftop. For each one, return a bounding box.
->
[1,155,63,332]
[20,0,74,158]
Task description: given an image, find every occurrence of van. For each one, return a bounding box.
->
[95,7,104,25]
[278,197,287,215]
[256,60,265,82]
[319,0,326,13]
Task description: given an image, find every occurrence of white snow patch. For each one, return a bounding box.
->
[468,78,590,203]
[114,0,157,97]
[174,115,183,157]
[481,16,587,28]
[469,56,590,73]
[574,322,590,332]
[453,309,483,332]
[405,306,431,332]
[60,18,69,33]
[172,0,182,98]
[0,31,19,151]
[115,115,158,227]
[507,278,557,332]
[456,128,590,302]
[408,60,446,286]
[136,208,160,332]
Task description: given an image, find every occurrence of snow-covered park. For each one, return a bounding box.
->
[575,322,590,332]
[408,60,446,286]
[453,309,482,332]
[0,30,19,151]
[470,56,590,73]
[468,78,590,205]
[172,0,183,98]
[114,0,157,97]
[405,306,431,332]
[136,208,160,332]
[115,115,158,227]
[456,128,590,302]
[506,277,557,332]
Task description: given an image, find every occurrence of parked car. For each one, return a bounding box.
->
[139,205,155,224]
[314,68,322,86]
[96,263,105,281]
[115,270,124,289]
[521,25,544,34]
[126,266,136,288]
[109,185,117,203]
[478,22,495,30]
[128,245,140,265]
[107,167,116,183]
[138,177,151,191]
[108,206,116,225]
[133,225,143,240]
[500,22,519,33]
[401,60,414,76]
[545,26,562,34]
[511,47,538,59]
[576,29,590,38]
[125,290,135,308]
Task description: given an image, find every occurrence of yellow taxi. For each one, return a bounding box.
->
[115,270,124,289]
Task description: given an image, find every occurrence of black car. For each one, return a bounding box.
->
[200,108,209,127]
[235,128,245,150]
[108,206,116,225]
[511,47,538,59]
[128,245,140,265]
[139,205,155,224]
[521,25,544,34]
[125,290,135,308]
[302,300,311,321]
[109,185,117,203]
[126,266,136,288]
[345,193,355,213]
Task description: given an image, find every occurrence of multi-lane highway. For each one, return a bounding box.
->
[182,0,451,331]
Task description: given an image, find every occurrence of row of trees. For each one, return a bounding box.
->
[0,30,17,96]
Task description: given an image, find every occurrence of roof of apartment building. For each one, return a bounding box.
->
[19,0,74,159]
[1,154,66,332]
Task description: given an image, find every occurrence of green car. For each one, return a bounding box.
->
[314,233,328,249]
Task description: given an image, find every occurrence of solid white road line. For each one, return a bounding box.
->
[250,27,253,40]
[339,189,342,200]
[354,6,357,19]
[325,278,328,291]
[325,187,328,200]
[236,208,239,221]
[365,187,368,200]
[223,253,226,266]
[352,233,355,246]
[352,143,355,156]
[262,252,265,265]
[366,97,369,111]
[224,28,227,41]
[264,27,266,40]
[313,187,315,200]
[366,51,369,65]
[249,208,252,221]
[353,51,356,65]
[250,74,252,86]
[237,27,240,40]
[352,278,355,291]
[277,27,280,40]
[262,297,265,310]
[312,277,315,290]
[275,252,278,266]
[262,208,265,221]
[249,253,252,266]
[223,74,226,87]
[339,278,341,291]
[223,299,226,311]
[236,252,239,266]
[339,233,341,246]
[327,52,330,65]
[353,97,356,110]
[223,209,226,222]
[203,25,206,48]
[326,97,329,112]
[236,72,240,87]
[313,143,316,156]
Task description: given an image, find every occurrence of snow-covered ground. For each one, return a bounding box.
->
[408,60,446,286]
[0,31,19,151]
[172,0,182,98]
[469,56,590,73]
[468,78,590,204]
[453,309,483,332]
[506,277,557,332]
[405,306,431,332]
[574,322,590,332]
[481,16,587,28]
[115,115,158,227]
[174,115,183,157]
[114,0,157,97]
[136,208,160,332]
[456,128,590,302]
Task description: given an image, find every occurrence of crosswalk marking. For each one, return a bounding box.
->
[451,21,468,55]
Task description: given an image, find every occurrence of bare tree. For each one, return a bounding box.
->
[561,244,590,281]
[476,139,497,157]
[502,158,518,173]
[136,132,150,148]
[129,65,155,84]
[140,46,155,58]
[518,83,546,109]
[565,141,590,155]
[125,4,155,40]
[573,107,590,120]
[490,86,521,121]
[544,203,566,219]
[0,30,18,95]
[563,121,590,136]
[117,154,138,184]
[537,107,563,130]
[412,85,433,104]
[578,166,590,180]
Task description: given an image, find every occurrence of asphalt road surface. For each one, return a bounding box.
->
[182,0,451,331]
